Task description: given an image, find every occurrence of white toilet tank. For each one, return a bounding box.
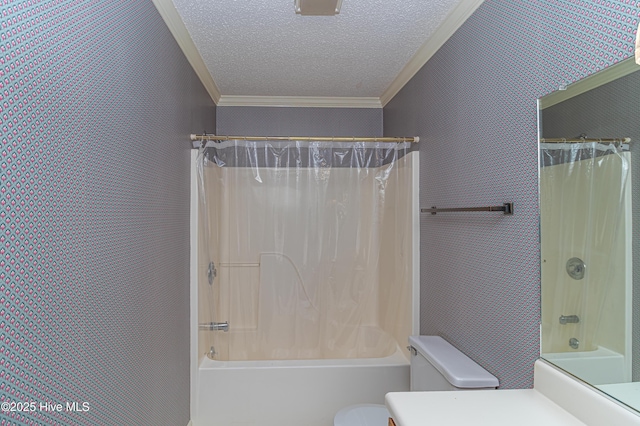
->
[334,336,499,426]
[409,335,499,391]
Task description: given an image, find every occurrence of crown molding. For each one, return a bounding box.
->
[217,95,383,108]
[379,0,485,106]
[151,0,221,104]
[539,57,640,109]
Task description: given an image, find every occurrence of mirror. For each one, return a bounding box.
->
[539,57,638,411]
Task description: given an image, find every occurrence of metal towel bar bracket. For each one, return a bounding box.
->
[421,203,514,215]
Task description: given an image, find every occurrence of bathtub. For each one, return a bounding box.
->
[542,346,629,385]
[192,343,409,426]
[189,150,420,426]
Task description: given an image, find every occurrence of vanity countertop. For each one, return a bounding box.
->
[386,360,640,426]
[386,389,585,426]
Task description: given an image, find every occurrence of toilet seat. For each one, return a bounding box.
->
[333,403,390,426]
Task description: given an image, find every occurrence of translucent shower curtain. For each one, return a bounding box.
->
[540,142,630,353]
[196,139,412,361]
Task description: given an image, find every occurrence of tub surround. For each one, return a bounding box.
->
[190,149,419,425]
[195,149,416,363]
[386,360,640,425]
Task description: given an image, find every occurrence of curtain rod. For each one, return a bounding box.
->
[190,134,419,143]
[540,137,631,143]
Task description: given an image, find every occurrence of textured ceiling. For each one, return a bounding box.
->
[171,0,464,98]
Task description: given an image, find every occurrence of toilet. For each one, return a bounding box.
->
[334,335,499,426]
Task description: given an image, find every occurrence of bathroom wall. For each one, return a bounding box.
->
[383,0,639,388]
[1,1,215,425]
[216,106,383,136]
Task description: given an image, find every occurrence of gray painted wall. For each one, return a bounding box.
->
[383,0,639,388]
[216,106,382,136]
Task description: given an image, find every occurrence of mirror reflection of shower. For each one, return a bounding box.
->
[538,56,639,414]
[540,139,630,357]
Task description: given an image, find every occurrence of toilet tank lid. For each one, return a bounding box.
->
[409,335,499,388]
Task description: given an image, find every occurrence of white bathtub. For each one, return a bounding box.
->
[542,346,629,385]
[192,344,410,426]
[189,150,420,426]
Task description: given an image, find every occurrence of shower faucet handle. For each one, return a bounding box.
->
[559,315,580,325]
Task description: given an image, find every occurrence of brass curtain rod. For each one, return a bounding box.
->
[190,134,419,143]
[540,137,631,143]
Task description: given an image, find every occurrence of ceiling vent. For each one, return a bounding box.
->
[294,0,343,16]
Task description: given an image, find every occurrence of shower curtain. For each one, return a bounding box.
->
[196,139,412,361]
[540,142,630,354]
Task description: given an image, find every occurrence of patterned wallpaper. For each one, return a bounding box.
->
[216,106,382,137]
[1,1,215,425]
[384,0,639,389]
